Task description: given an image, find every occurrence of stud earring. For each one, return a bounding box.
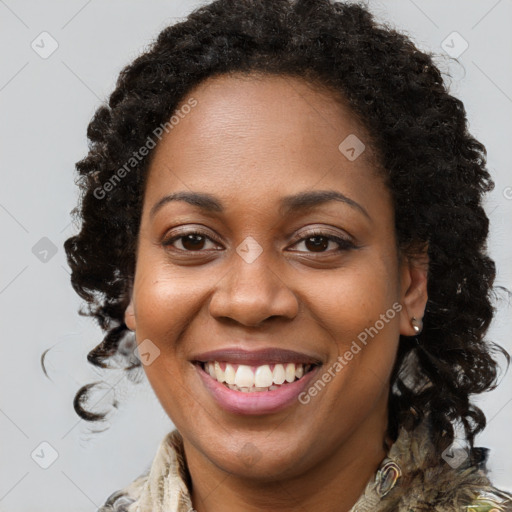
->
[411,317,423,334]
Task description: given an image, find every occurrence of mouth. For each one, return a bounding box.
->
[195,361,318,392]
[192,357,322,415]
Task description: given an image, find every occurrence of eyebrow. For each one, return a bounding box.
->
[149,189,370,221]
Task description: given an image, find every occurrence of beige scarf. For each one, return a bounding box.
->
[98,417,512,512]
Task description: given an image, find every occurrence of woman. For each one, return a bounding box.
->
[62,0,512,510]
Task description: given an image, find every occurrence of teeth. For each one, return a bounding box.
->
[225,363,236,385]
[207,362,216,378]
[214,361,225,382]
[272,364,286,385]
[285,363,296,383]
[202,361,315,391]
[234,365,254,388]
[254,365,273,387]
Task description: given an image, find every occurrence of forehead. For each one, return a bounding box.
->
[145,72,384,210]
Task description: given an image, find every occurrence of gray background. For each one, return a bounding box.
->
[1,0,511,510]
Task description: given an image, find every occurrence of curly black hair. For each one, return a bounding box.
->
[50,0,510,463]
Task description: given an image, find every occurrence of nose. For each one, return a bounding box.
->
[208,253,299,327]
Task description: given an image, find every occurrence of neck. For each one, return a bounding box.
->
[183,402,390,512]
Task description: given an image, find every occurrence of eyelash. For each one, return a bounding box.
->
[162,228,356,254]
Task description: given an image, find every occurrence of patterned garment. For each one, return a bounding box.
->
[98,416,512,512]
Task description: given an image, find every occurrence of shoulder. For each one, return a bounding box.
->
[96,474,147,512]
[410,470,512,511]
[96,429,185,512]
[463,487,512,511]
[378,417,512,511]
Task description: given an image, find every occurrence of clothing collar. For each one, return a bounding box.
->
[101,416,512,512]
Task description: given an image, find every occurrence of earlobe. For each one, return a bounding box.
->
[398,253,429,337]
[124,298,136,331]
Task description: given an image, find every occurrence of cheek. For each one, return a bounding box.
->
[132,272,204,421]
[133,268,205,345]
[303,259,401,382]
[306,260,400,333]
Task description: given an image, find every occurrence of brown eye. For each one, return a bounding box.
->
[290,231,355,254]
[304,236,330,252]
[162,231,221,252]
[181,234,206,251]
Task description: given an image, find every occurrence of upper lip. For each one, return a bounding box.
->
[191,347,323,366]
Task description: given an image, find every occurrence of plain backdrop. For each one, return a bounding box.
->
[1,1,511,510]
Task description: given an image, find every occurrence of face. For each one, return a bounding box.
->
[125,73,428,481]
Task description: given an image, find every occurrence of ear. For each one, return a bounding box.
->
[398,249,429,337]
[124,295,136,331]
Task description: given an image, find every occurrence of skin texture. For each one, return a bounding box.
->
[124,73,428,512]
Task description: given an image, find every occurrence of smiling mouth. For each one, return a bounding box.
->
[196,361,318,392]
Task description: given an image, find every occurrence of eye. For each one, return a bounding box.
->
[289,230,355,253]
[162,230,222,252]
[162,228,356,254]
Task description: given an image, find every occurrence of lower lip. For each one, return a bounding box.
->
[195,363,321,415]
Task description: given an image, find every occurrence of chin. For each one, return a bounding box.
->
[214,448,308,481]
[195,430,314,480]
